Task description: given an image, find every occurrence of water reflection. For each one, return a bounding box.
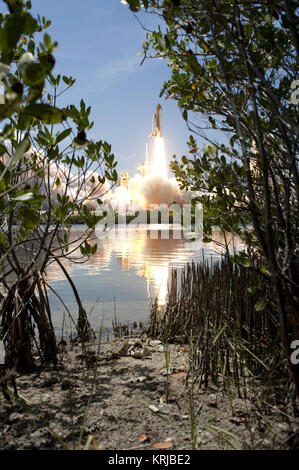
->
[42,226,244,330]
[149,262,169,307]
[0,226,243,330]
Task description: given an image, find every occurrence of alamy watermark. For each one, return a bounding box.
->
[290,340,299,365]
[95,202,203,241]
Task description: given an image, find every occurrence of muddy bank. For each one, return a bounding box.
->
[0,336,298,450]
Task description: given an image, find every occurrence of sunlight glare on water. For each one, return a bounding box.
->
[44,226,244,333]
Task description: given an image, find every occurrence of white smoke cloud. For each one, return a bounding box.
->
[102,173,192,212]
[2,137,192,214]
[2,140,109,211]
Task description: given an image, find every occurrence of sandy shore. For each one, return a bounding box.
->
[0,335,298,450]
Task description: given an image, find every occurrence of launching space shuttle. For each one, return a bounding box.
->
[148,103,162,137]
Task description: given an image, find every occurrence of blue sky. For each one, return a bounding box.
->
[29,0,194,175]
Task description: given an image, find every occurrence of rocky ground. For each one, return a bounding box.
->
[0,335,298,450]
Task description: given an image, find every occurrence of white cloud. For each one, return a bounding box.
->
[94,56,139,91]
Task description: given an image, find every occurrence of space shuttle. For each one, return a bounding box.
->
[148,103,162,137]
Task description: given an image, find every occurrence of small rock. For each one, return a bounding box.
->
[101,350,117,360]
[136,376,147,383]
[114,340,130,357]
[131,350,143,359]
[62,416,72,425]
[131,347,151,359]
[30,428,49,440]
[142,346,152,357]
[22,442,34,450]
[148,405,159,413]
[207,394,217,407]
[150,340,162,346]
[162,370,171,376]
[41,393,51,403]
[158,407,170,415]
[8,412,23,424]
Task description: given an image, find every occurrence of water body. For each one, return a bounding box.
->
[45,225,244,336]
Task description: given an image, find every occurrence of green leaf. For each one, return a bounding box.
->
[24,104,65,124]
[10,138,28,166]
[23,62,47,85]
[0,12,38,51]
[13,192,35,201]
[54,128,72,145]
[203,144,218,160]
[240,258,250,268]
[207,58,217,68]
[247,286,257,295]
[27,37,35,54]
[71,137,88,149]
[23,54,55,85]
[43,32,51,49]
[126,0,141,12]
[80,241,97,256]
[18,112,34,131]
[18,206,41,229]
[255,300,266,312]
[62,75,75,87]
[186,50,199,72]
[260,265,271,277]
